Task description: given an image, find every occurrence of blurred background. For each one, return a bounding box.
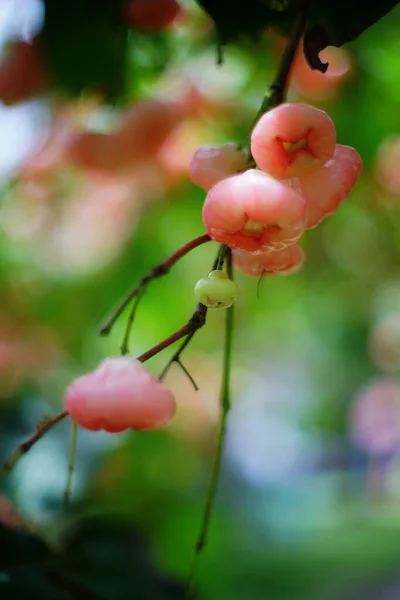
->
[1,0,400,598]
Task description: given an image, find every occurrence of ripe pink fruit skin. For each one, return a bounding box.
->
[251,102,336,179]
[202,169,306,253]
[124,0,182,31]
[189,142,248,191]
[292,46,351,101]
[0,40,46,105]
[67,101,181,175]
[350,379,400,456]
[288,144,362,229]
[114,100,182,164]
[232,244,305,277]
[67,132,124,174]
[65,357,176,433]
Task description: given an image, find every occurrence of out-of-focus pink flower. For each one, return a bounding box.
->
[369,313,400,373]
[349,379,400,455]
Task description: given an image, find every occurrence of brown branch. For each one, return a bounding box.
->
[1,244,225,476]
[268,0,311,107]
[1,410,69,474]
[158,331,197,384]
[156,243,228,384]
[100,233,212,336]
[137,303,207,364]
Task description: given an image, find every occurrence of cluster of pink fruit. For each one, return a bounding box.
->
[191,102,362,278]
[65,101,362,435]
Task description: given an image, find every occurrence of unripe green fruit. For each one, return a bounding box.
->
[194,270,238,308]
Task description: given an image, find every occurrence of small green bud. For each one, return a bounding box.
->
[194,270,238,308]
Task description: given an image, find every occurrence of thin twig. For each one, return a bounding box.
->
[100,233,211,336]
[1,410,69,475]
[176,360,199,391]
[137,303,207,364]
[159,331,196,382]
[120,287,145,355]
[185,249,234,599]
[64,422,78,509]
[157,244,228,385]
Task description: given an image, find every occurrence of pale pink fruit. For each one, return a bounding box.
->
[67,100,181,174]
[232,244,305,277]
[202,169,306,253]
[288,144,362,229]
[67,132,127,174]
[292,46,351,101]
[20,99,103,180]
[114,100,182,164]
[375,136,400,195]
[0,40,46,105]
[65,357,175,433]
[349,379,400,456]
[251,102,336,179]
[369,314,400,373]
[124,0,182,31]
[189,142,248,191]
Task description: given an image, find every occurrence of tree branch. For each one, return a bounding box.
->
[250,0,311,131]
[1,410,69,475]
[137,303,208,364]
[100,233,211,336]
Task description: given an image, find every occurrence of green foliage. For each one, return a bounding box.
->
[0,519,186,599]
[41,0,128,100]
[195,0,399,71]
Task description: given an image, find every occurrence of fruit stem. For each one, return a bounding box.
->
[1,410,69,476]
[100,233,212,336]
[137,303,208,363]
[185,248,234,599]
[250,0,311,131]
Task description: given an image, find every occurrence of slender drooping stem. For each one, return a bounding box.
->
[64,422,78,509]
[1,410,69,475]
[185,249,234,599]
[100,233,211,336]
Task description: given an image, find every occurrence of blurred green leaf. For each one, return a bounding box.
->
[41,0,128,100]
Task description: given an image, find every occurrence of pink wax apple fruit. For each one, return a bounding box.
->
[232,244,305,277]
[65,357,176,432]
[0,40,46,105]
[202,168,306,253]
[124,0,182,31]
[251,102,336,179]
[189,142,249,191]
[288,144,362,229]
